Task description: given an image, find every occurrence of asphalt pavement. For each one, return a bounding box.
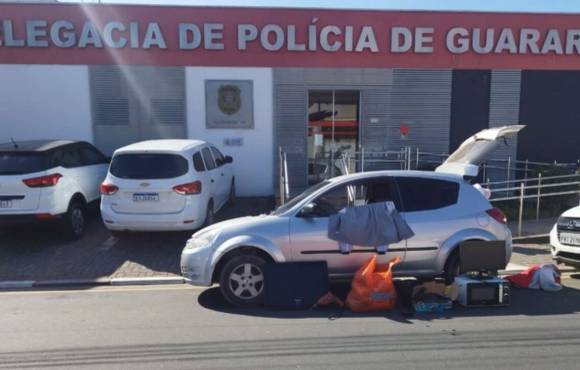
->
[2,276,580,370]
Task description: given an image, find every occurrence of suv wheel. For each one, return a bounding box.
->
[204,200,214,227]
[219,254,267,307]
[63,200,86,240]
[228,179,236,205]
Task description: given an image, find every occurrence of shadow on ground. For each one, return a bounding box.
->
[198,279,580,322]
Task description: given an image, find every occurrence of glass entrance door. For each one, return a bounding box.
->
[307,90,360,185]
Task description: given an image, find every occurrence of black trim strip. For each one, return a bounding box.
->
[301,246,438,255]
[0,195,24,201]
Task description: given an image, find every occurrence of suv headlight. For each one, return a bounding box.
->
[185,229,219,250]
[557,217,571,227]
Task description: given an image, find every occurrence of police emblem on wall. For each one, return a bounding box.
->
[218,85,241,115]
[206,80,254,129]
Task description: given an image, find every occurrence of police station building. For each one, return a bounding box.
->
[1,3,579,196]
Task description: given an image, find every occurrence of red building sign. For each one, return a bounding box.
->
[2,3,580,69]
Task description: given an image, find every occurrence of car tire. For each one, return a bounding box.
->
[228,179,236,205]
[444,250,460,284]
[63,200,86,240]
[219,254,267,307]
[204,200,214,227]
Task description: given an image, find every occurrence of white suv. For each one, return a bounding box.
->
[550,205,580,269]
[0,140,109,239]
[100,139,234,233]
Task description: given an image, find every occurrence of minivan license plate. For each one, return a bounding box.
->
[0,200,12,208]
[133,193,159,202]
[560,233,580,246]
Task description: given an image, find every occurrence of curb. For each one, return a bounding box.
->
[513,234,549,244]
[0,276,185,290]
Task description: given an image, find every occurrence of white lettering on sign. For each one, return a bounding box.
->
[2,17,580,59]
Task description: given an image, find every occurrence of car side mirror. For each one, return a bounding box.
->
[224,155,233,164]
[299,202,317,218]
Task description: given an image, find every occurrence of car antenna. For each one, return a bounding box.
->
[10,137,18,149]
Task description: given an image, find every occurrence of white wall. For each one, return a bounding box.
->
[186,67,274,196]
[0,65,92,143]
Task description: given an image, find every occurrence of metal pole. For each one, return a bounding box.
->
[278,147,284,205]
[507,156,511,186]
[536,173,542,221]
[524,159,529,182]
[416,147,419,169]
[518,182,524,237]
[283,152,290,202]
[361,148,365,172]
[408,147,412,170]
[483,162,487,183]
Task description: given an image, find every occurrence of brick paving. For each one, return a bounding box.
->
[0,198,275,282]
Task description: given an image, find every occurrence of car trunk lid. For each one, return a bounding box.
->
[435,125,526,178]
[0,152,51,212]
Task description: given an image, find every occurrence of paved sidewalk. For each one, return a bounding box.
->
[509,242,576,272]
[0,197,275,283]
[509,217,556,238]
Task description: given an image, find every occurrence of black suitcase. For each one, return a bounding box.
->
[263,261,329,309]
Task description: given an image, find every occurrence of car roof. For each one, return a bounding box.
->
[327,170,464,184]
[114,140,207,154]
[0,139,76,152]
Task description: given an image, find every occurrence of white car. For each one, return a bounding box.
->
[0,140,109,239]
[100,139,234,232]
[550,205,580,269]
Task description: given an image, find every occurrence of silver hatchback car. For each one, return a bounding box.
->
[181,126,523,306]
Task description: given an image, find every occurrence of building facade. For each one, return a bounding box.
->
[1,4,578,195]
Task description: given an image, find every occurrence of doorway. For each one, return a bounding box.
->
[307,90,360,185]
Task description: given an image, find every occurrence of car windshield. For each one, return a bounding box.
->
[0,152,50,175]
[110,153,188,179]
[272,180,330,215]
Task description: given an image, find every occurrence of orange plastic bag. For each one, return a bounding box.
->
[346,256,401,312]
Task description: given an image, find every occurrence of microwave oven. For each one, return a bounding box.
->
[455,275,510,307]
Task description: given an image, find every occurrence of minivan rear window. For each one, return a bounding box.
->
[110,154,188,179]
[0,153,50,175]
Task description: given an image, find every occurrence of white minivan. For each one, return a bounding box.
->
[100,140,234,232]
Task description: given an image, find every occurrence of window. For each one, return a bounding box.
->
[79,146,107,166]
[201,147,216,170]
[210,147,225,166]
[62,148,83,168]
[0,153,50,175]
[110,154,188,179]
[308,177,400,217]
[193,152,205,172]
[396,177,459,212]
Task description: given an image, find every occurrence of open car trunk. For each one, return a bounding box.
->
[435,125,526,178]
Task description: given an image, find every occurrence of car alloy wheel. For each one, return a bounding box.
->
[228,263,264,300]
[64,201,86,240]
[205,202,214,226]
[219,254,267,307]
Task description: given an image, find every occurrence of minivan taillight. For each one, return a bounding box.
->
[100,183,119,195]
[173,181,201,195]
[487,208,507,224]
[23,173,62,188]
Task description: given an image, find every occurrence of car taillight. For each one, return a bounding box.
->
[100,183,119,195]
[173,181,201,195]
[22,173,62,188]
[487,207,507,224]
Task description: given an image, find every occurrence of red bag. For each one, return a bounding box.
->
[346,256,401,312]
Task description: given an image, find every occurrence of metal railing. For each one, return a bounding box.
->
[486,173,580,236]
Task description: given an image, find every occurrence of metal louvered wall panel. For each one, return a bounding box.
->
[388,69,453,156]
[274,68,454,194]
[487,70,522,182]
[90,66,186,155]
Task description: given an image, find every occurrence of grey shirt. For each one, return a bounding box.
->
[327,202,414,247]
